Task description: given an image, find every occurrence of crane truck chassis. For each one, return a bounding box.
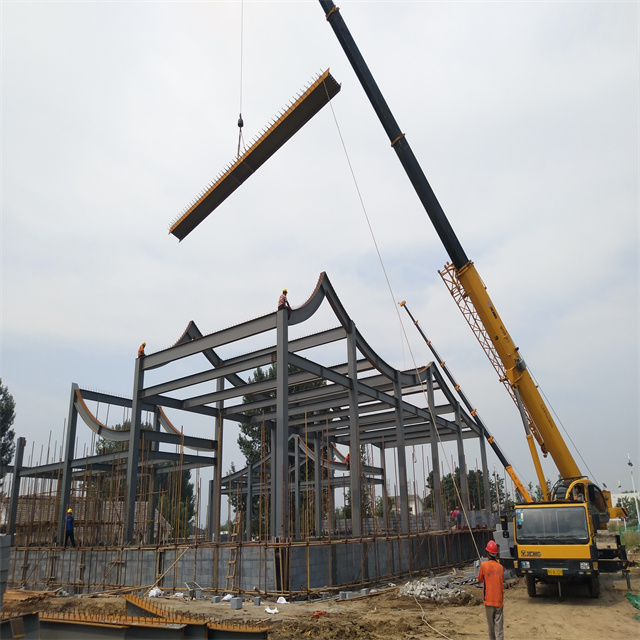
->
[505,477,630,597]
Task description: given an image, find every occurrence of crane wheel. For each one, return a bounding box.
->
[588,574,600,598]
[525,574,536,597]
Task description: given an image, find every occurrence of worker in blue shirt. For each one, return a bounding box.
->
[64,508,76,548]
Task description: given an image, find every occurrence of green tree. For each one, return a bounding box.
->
[341,446,374,520]
[616,495,638,523]
[490,475,516,515]
[424,467,509,512]
[375,495,385,518]
[95,421,137,455]
[237,364,327,463]
[425,467,474,510]
[233,364,327,538]
[523,479,553,503]
[237,367,274,465]
[0,379,16,481]
[156,468,195,539]
[467,469,487,509]
[374,495,395,519]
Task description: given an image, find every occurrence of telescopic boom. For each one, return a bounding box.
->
[319,0,584,484]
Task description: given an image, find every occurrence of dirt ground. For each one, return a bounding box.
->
[3,560,640,639]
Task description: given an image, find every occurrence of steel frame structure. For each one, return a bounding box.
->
[6,272,492,549]
[137,271,490,542]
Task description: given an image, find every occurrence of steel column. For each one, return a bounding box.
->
[124,357,144,543]
[57,385,79,544]
[394,372,410,535]
[8,437,25,539]
[426,376,443,529]
[314,433,322,537]
[147,409,161,544]
[273,307,290,539]
[245,463,253,542]
[212,377,224,542]
[455,405,470,512]
[347,322,362,537]
[380,443,389,529]
[294,435,301,540]
[479,429,492,512]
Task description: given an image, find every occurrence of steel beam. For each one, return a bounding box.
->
[170,70,341,241]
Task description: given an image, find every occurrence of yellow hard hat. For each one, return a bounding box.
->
[67,508,73,513]
[142,342,146,346]
[283,289,287,294]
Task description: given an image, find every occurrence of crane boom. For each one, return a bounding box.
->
[319,0,582,482]
[447,261,582,479]
[399,300,533,503]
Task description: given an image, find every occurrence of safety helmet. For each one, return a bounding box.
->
[143,342,146,346]
[283,289,287,294]
[486,540,498,555]
[67,508,73,514]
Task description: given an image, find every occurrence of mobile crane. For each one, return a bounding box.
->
[318,0,629,597]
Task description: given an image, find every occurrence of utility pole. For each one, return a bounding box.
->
[627,452,640,531]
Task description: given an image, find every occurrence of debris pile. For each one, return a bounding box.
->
[398,578,475,605]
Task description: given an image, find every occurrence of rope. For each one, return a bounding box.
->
[325,86,484,563]
[530,366,596,484]
[414,595,456,640]
[236,0,245,157]
[426,401,482,559]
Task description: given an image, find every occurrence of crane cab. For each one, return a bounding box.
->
[551,478,610,529]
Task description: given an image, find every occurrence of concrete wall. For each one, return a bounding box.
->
[7,544,278,594]
[7,528,491,595]
[288,529,490,590]
[0,534,10,608]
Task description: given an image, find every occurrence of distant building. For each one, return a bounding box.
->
[390,494,424,516]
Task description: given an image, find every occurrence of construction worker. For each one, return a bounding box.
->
[138,342,146,358]
[345,452,350,471]
[277,289,291,312]
[64,508,76,548]
[477,540,504,640]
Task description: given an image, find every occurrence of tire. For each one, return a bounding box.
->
[526,574,536,597]
[588,574,600,599]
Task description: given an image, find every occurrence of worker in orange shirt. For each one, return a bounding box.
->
[477,540,504,640]
[138,342,146,358]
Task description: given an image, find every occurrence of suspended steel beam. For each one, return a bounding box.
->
[169,69,341,241]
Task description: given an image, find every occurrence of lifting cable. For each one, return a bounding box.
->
[236,0,245,158]
[324,90,484,562]
[531,368,597,484]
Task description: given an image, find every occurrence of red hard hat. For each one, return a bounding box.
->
[486,540,498,555]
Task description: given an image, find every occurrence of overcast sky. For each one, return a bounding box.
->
[1,1,638,510]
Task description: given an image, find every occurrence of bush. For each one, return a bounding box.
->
[621,529,640,549]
